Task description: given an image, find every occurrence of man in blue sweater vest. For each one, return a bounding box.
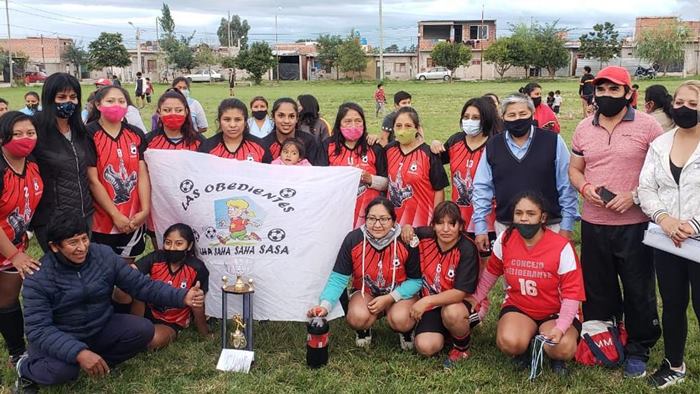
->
[14,215,204,392]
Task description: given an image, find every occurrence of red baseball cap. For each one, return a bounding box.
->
[95,78,112,86]
[593,66,631,88]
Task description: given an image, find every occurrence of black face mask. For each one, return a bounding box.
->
[531,97,542,107]
[163,249,188,264]
[595,95,628,117]
[514,223,542,240]
[504,118,533,138]
[252,110,267,120]
[671,106,699,129]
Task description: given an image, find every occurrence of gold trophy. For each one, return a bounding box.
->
[221,259,255,352]
[230,314,247,349]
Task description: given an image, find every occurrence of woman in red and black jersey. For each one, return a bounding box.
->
[86,86,150,264]
[132,223,209,350]
[470,192,585,375]
[261,98,322,165]
[0,112,43,366]
[146,89,204,151]
[199,99,271,162]
[321,102,388,228]
[308,197,422,350]
[400,201,479,368]
[385,107,449,227]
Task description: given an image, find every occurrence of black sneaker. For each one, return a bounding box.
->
[648,359,686,389]
[512,352,530,371]
[550,359,569,376]
[12,377,39,394]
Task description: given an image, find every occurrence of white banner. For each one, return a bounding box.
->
[145,150,360,321]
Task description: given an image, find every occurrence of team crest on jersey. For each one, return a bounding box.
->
[104,153,137,205]
[453,170,474,206]
[180,281,188,289]
[388,173,413,208]
[129,143,138,157]
[32,179,40,193]
[408,161,418,173]
[361,155,369,164]
[246,153,255,161]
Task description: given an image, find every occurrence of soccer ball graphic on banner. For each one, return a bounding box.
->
[267,228,286,242]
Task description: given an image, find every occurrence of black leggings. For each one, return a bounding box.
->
[654,249,700,367]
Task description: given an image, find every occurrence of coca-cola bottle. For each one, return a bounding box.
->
[306,317,329,368]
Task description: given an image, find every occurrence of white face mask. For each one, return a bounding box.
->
[461,119,482,136]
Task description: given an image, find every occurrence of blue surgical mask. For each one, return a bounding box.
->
[181,89,190,98]
[461,119,482,136]
[56,102,77,119]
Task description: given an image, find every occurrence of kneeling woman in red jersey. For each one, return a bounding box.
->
[470,192,585,375]
[146,89,204,151]
[0,112,43,367]
[321,102,388,228]
[199,98,271,162]
[132,223,209,350]
[308,197,422,350]
[401,201,480,368]
[385,107,449,227]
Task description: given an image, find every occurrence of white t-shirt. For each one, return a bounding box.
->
[553,95,563,107]
[187,97,209,132]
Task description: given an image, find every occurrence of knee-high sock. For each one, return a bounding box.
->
[0,303,26,356]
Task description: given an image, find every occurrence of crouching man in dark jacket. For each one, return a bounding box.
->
[14,215,204,392]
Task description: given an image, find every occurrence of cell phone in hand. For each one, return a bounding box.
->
[596,186,617,205]
[543,121,555,129]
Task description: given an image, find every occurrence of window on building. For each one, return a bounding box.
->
[471,59,481,65]
[147,59,157,73]
[394,62,406,73]
[427,58,434,68]
[469,25,488,40]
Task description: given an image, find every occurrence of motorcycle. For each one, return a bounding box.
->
[635,66,657,79]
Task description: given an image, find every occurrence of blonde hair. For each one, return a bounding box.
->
[674,80,700,100]
[226,199,255,217]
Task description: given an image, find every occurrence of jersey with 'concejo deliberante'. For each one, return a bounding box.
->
[487,228,585,320]
[146,129,204,151]
[136,251,209,328]
[323,141,387,228]
[386,142,449,227]
[332,228,421,296]
[87,122,147,235]
[415,227,479,309]
[199,133,270,162]
[0,157,43,266]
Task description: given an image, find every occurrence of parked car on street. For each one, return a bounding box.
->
[416,67,451,81]
[24,71,48,84]
[184,70,223,82]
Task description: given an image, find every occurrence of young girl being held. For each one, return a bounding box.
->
[271,138,311,166]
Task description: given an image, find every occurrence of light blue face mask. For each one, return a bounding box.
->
[461,119,482,136]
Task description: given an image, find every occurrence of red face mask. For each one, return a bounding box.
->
[161,113,186,130]
[4,137,37,158]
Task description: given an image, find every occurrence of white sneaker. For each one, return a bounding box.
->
[399,331,414,351]
[355,329,372,348]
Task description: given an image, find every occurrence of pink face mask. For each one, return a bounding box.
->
[4,138,37,158]
[100,105,128,123]
[340,126,363,141]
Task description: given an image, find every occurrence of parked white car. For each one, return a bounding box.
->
[416,67,451,81]
[184,70,223,82]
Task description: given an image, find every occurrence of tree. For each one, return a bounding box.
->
[430,41,472,81]
[194,44,219,78]
[216,15,250,48]
[236,42,276,85]
[384,44,400,53]
[220,55,237,69]
[507,23,539,78]
[484,37,516,78]
[636,19,689,75]
[338,35,367,80]
[317,34,343,79]
[579,22,622,68]
[168,41,196,72]
[532,21,570,78]
[88,32,130,73]
[63,42,89,78]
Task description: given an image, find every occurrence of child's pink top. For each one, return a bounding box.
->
[271,157,312,166]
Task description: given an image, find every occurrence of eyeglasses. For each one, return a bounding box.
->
[366,216,392,225]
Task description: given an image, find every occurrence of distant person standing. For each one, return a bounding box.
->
[144,78,154,104]
[228,68,236,97]
[172,77,208,133]
[111,75,121,87]
[630,84,640,109]
[553,90,563,115]
[19,92,41,116]
[643,85,675,132]
[579,66,595,118]
[374,83,387,117]
[134,72,145,109]
[379,91,412,147]
[522,83,560,132]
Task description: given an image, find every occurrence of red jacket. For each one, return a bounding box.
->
[534,104,560,133]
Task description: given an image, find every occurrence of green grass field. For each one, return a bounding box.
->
[1,77,698,393]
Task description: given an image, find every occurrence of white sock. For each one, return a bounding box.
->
[670,362,686,373]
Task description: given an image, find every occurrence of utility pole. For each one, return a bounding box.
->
[4,0,13,86]
[480,2,484,80]
[275,8,280,81]
[227,11,232,56]
[379,0,384,81]
[155,17,160,50]
[129,22,142,73]
[40,34,46,69]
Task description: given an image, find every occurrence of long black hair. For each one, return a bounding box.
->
[522,82,541,96]
[36,72,86,137]
[431,201,465,229]
[217,98,250,134]
[503,191,549,243]
[271,97,299,132]
[156,89,199,145]
[460,97,502,137]
[0,111,35,146]
[644,85,673,118]
[331,102,368,157]
[163,223,197,257]
[298,94,320,127]
[86,85,135,124]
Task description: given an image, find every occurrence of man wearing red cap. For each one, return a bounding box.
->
[568,66,663,378]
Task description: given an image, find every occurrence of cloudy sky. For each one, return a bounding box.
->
[4,0,699,49]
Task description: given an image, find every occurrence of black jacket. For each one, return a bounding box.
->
[32,121,95,226]
[22,243,188,364]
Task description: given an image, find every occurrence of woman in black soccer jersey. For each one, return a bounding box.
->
[146,89,204,152]
[86,86,150,269]
[199,99,270,162]
[400,201,479,368]
[308,197,422,350]
[261,98,321,165]
[132,223,209,350]
[32,73,94,252]
[0,112,43,366]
